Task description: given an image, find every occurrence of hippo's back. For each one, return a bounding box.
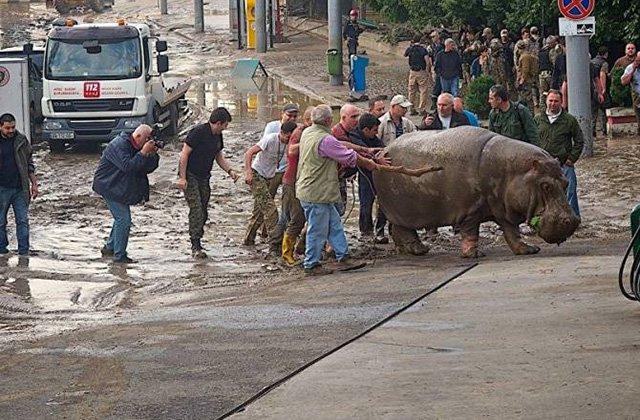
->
[373,126,496,229]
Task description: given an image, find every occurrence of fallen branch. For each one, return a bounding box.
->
[377,164,444,177]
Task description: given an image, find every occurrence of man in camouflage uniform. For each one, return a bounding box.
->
[538,36,558,110]
[488,39,509,89]
[515,39,539,111]
[243,121,297,251]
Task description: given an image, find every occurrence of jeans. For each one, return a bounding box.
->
[358,171,375,234]
[105,199,132,260]
[440,76,459,97]
[300,201,348,269]
[0,187,29,255]
[562,165,580,218]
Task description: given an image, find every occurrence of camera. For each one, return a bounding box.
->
[150,123,165,148]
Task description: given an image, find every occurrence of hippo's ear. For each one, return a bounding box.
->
[531,159,540,172]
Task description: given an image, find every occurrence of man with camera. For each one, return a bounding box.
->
[92,124,160,263]
[177,108,238,258]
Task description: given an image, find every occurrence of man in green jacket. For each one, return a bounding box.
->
[488,84,539,145]
[534,89,584,218]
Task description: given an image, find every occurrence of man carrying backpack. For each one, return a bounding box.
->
[488,84,539,145]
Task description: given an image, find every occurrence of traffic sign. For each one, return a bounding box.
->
[558,0,595,20]
[559,17,596,36]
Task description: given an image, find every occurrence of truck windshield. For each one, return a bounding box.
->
[46,37,141,80]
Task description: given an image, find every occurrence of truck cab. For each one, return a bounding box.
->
[0,43,45,138]
[41,20,189,152]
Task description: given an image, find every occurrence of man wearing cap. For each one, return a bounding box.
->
[256,104,298,238]
[243,120,298,250]
[378,95,416,145]
[343,9,363,59]
[481,27,493,48]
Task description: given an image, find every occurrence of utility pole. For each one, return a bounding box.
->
[159,0,168,15]
[255,0,267,53]
[327,0,342,85]
[195,0,204,33]
[566,35,593,156]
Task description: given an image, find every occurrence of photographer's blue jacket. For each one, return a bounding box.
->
[92,132,159,205]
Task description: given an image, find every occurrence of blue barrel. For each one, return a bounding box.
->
[350,54,369,92]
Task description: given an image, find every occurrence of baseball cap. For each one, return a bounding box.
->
[282,103,299,114]
[390,95,412,108]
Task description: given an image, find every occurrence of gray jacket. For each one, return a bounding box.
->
[377,112,416,146]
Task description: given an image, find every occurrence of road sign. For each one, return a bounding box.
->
[558,0,595,20]
[559,17,596,36]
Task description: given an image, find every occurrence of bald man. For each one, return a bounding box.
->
[92,124,160,263]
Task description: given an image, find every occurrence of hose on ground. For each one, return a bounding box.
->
[618,224,640,301]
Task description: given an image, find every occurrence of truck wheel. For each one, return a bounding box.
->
[48,140,66,153]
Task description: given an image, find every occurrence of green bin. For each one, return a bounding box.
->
[326,49,342,76]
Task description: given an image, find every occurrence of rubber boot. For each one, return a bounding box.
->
[282,233,297,266]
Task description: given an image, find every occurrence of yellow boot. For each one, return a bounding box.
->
[282,233,297,266]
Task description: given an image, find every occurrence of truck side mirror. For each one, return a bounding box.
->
[156,40,168,53]
[157,55,169,73]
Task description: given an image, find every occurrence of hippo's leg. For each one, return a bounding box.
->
[501,222,541,255]
[459,221,485,258]
[391,225,429,255]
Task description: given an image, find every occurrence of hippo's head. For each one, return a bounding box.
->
[523,159,581,244]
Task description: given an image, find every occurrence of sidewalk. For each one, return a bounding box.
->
[235,253,640,418]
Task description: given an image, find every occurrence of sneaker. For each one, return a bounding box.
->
[334,257,367,272]
[192,249,208,259]
[374,235,389,244]
[101,246,114,257]
[304,265,334,276]
[113,256,137,264]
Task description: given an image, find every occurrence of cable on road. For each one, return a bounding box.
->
[217,262,479,419]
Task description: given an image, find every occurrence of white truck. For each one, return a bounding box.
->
[41,20,190,152]
[0,58,31,141]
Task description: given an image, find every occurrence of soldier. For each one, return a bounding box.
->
[343,9,363,59]
[538,36,558,109]
[488,39,510,89]
[515,39,539,111]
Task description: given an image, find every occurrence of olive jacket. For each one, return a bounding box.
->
[534,110,584,164]
[489,101,539,145]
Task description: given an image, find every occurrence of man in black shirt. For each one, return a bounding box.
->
[435,39,462,97]
[177,107,239,258]
[405,34,433,115]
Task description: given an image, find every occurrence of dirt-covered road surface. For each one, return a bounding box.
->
[1,1,640,418]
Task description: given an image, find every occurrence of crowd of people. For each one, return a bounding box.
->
[397,25,640,139]
[2,24,639,275]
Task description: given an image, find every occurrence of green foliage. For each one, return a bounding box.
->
[466,75,495,119]
[610,67,632,107]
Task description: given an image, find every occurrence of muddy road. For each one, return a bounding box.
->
[0,1,639,418]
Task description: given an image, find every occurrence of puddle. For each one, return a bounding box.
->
[185,75,324,125]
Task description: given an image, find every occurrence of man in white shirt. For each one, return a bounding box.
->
[243,121,297,249]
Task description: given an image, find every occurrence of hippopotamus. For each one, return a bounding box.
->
[373,126,581,257]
